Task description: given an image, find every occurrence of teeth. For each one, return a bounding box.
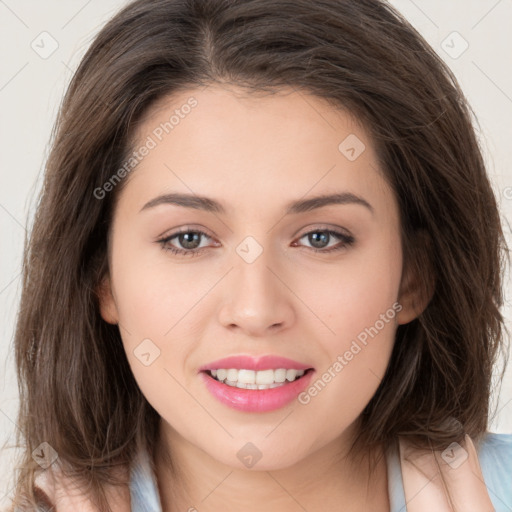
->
[208,368,306,388]
[286,369,301,381]
[256,369,274,385]
[226,369,238,382]
[274,369,287,383]
[239,369,256,384]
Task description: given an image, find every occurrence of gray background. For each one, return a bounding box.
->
[1,0,511,505]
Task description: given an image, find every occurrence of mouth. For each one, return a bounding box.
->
[200,366,315,412]
[203,367,314,390]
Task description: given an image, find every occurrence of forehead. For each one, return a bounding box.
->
[121,84,395,219]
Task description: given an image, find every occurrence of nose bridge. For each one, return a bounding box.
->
[217,237,294,335]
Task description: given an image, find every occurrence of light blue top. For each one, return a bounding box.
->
[130,432,512,511]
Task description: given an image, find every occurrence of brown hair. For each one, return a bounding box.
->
[7,0,509,509]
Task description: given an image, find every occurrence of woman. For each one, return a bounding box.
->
[8,0,511,510]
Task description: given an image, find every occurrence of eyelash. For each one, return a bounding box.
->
[157,227,355,258]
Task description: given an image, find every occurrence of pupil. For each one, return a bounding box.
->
[310,231,328,248]
[180,232,200,249]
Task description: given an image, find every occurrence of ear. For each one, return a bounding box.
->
[96,274,119,325]
[396,230,435,325]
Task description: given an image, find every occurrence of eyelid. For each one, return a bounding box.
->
[156,224,216,240]
[157,223,353,243]
[157,224,355,258]
[294,223,353,238]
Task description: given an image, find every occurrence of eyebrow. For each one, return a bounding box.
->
[140,192,374,216]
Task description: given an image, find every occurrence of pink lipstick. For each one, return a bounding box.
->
[199,355,314,412]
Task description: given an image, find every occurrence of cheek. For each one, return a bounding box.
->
[109,231,223,395]
[299,235,401,416]
[298,231,402,420]
[109,236,202,416]
[310,229,402,346]
[110,231,209,337]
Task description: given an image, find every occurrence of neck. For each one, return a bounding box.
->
[153,420,390,512]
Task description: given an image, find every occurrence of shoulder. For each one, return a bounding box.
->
[474,431,512,509]
[33,485,55,511]
[397,432,509,511]
[31,464,132,512]
[3,480,56,512]
[475,431,512,462]
[32,469,96,512]
[129,447,163,511]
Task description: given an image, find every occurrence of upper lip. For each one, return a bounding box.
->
[199,355,313,372]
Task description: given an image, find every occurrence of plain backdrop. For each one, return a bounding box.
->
[1,0,511,505]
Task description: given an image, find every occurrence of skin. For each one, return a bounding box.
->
[98,84,428,512]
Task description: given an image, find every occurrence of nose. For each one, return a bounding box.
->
[217,248,295,337]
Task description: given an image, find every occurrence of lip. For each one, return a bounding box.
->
[199,355,315,413]
[200,368,315,413]
[199,355,312,372]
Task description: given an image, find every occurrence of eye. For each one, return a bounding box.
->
[157,227,355,257]
[293,228,355,253]
[157,229,216,257]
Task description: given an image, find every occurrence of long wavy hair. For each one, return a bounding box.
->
[7,0,509,509]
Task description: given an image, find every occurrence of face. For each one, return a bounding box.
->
[98,84,422,471]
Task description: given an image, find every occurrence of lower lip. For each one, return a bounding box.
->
[200,370,315,412]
